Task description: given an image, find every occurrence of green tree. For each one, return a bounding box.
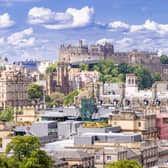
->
[106,160,142,168]
[28,83,43,100]
[79,63,89,71]
[0,155,9,168]
[153,72,162,81]
[6,136,40,161]
[63,90,79,106]
[5,136,53,168]
[134,67,153,89]
[160,55,168,64]
[92,60,154,89]
[46,64,57,73]
[6,157,19,168]
[0,107,14,122]
[20,150,53,168]
[93,60,116,83]
[46,92,65,107]
[118,63,135,74]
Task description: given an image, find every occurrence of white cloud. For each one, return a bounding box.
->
[128,20,168,34]
[108,21,129,31]
[7,28,35,48]
[108,19,168,35]
[114,38,134,51]
[96,38,113,45]
[0,38,5,45]
[158,48,168,56]
[0,13,15,28]
[105,19,168,54]
[28,6,94,30]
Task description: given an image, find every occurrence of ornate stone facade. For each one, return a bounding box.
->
[46,63,69,95]
[0,68,29,108]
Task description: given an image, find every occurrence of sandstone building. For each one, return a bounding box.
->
[0,68,29,109]
[59,40,114,63]
[46,62,69,95]
[99,74,168,107]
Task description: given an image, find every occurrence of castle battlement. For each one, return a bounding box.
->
[59,40,114,63]
[58,40,168,80]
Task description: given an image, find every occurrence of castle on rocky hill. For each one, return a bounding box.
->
[59,40,168,80]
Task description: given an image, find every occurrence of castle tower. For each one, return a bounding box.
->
[104,42,114,58]
[125,73,138,97]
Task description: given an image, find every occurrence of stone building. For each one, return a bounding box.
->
[99,74,168,108]
[108,109,157,140]
[46,71,57,95]
[46,62,69,95]
[0,68,29,109]
[59,40,114,63]
[74,133,158,168]
[99,74,152,107]
[53,150,95,168]
[69,68,100,91]
[59,40,168,79]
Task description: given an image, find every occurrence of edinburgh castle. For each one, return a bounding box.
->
[59,40,168,80]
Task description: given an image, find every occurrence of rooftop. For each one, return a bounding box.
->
[53,150,94,160]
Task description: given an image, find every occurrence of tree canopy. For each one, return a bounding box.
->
[4,136,53,168]
[91,60,154,89]
[63,90,79,106]
[160,55,168,64]
[46,92,65,108]
[28,83,43,100]
[153,72,162,81]
[106,160,142,168]
[0,107,14,122]
[92,60,124,83]
[134,66,153,89]
[6,136,40,160]
[46,64,57,73]
[19,150,53,168]
[79,63,89,71]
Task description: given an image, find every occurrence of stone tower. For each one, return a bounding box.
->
[125,73,138,97]
[56,62,69,95]
[46,72,57,95]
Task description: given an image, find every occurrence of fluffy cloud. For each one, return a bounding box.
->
[0,38,5,45]
[108,19,168,35]
[28,6,94,30]
[130,20,168,34]
[7,28,35,48]
[108,21,129,31]
[0,13,15,28]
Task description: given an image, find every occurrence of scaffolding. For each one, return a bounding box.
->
[80,98,97,121]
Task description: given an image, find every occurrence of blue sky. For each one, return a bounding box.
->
[0,0,168,61]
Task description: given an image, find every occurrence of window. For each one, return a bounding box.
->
[163,118,168,124]
[114,122,117,125]
[107,156,112,160]
[95,155,100,160]
[138,122,141,127]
